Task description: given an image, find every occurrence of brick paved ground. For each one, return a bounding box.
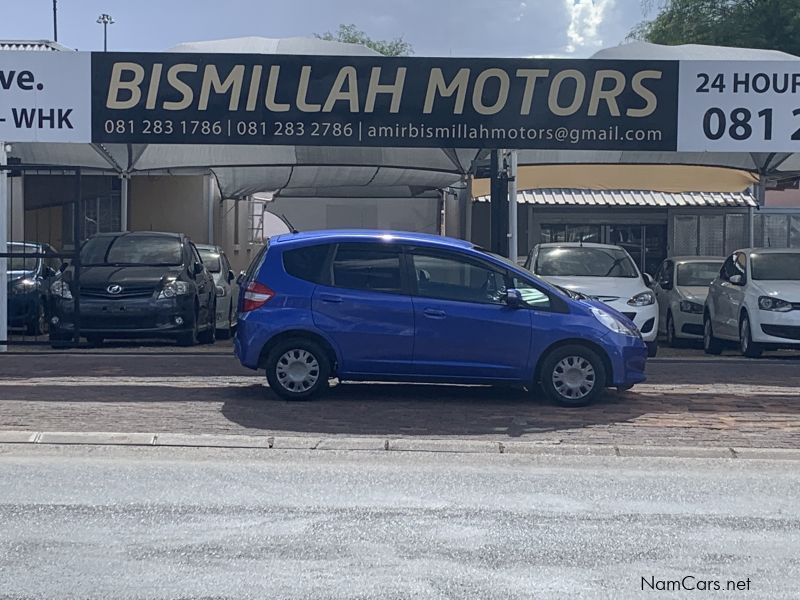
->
[1,351,798,449]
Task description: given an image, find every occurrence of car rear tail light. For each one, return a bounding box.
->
[242,281,275,312]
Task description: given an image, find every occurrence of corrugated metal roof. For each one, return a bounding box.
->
[475,189,757,208]
[0,40,70,51]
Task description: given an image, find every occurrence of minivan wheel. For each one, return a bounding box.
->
[539,344,606,407]
[703,317,723,355]
[266,338,330,400]
[740,315,763,358]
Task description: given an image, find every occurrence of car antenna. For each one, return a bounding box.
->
[280,214,299,234]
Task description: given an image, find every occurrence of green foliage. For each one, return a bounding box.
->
[630,0,800,56]
[315,24,413,56]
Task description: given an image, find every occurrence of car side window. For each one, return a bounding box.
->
[511,276,551,309]
[411,250,507,305]
[720,256,735,281]
[331,243,403,293]
[283,244,332,284]
[734,252,747,279]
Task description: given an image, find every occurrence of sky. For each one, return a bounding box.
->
[0,0,658,57]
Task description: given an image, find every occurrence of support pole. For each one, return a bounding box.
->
[0,143,7,352]
[489,149,509,256]
[206,175,214,244]
[507,150,518,262]
[120,174,128,231]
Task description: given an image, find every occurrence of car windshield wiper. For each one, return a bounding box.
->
[603,257,629,277]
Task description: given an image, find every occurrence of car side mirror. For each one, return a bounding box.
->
[42,266,56,278]
[643,273,654,287]
[236,271,246,285]
[505,288,523,308]
[659,278,672,290]
[729,274,743,285]
[59,262,69,273]
[193,262,204,275]
[227,269,235,284]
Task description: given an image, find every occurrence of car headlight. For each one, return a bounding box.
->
[591,307,640,338]
[50,280,72,299]
[758,296,793,312]
[157,280,189,300]
[215,285,226,297]
[10,278,36,295]
[627,291,655,306]
[679,300,704,314]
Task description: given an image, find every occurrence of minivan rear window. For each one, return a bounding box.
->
[283,244,331,284]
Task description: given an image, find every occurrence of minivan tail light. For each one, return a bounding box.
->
[242,282,275,312]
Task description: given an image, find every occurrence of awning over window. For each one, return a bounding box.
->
[475,189,757,207]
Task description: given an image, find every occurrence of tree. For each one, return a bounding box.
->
[315,24,413,56]
[629,0,800,56]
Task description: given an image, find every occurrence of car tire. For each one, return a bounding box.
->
[198,300,216,345]
[26,302,47,336]
[703,316,724,355]
[665,312,678,348]
[539,344,607,408]
[265,337,331,400]
[739,314,763,359]
[217,305,233,340]
[646,341,658,358]
[177,309,199,347]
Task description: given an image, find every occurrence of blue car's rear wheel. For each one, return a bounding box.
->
[266,337,330,400]
[539,344,606,407]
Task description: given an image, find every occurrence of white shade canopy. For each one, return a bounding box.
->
[512,42,800,180]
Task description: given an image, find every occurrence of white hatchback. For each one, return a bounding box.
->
[704,248,800,357]
[524,242,659,356]
[652,256,724,346]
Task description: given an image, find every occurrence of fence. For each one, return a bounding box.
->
[1,165,85,346]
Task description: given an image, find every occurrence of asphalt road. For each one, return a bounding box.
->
[0,445,797,599]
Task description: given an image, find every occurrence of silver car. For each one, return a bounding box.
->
[196,244,238,339]
[651,256,723,346]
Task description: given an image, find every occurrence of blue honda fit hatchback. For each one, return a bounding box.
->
[234,230,647,406]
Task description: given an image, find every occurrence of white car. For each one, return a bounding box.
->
[197,245,238,339]
[704,248,800,357]
[524,242,659,356]
[652,256,724,346]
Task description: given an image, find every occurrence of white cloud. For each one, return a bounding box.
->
[564,0,615,53]
[514,1,528,22]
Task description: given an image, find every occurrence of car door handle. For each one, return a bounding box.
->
[423,308,446,319]
[320,294,343,303]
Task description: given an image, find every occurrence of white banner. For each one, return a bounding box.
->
[678,60,800,152]
[0,51,91,143]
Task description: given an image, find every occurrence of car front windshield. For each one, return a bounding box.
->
[198,249,222,273]
[535,247,638,278]
[751,253,800,280]
[81,236,182,266]
[677,262,723,286]
[6,245,39,271]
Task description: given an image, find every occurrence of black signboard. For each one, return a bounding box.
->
[91,52,679,150]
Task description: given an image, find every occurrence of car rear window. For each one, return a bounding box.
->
[197,248,222,273]
[282,244,331,284]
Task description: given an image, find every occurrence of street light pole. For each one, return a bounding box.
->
[52,0,58,42]
[96,14,114,52]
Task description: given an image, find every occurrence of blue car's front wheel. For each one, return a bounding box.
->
[539,345,607,407]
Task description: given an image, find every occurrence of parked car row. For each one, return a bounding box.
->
[4,233,237,347]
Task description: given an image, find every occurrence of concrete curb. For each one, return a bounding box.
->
[0,430,798,460]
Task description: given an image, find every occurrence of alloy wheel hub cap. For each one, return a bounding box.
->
[552,356,595,400]
[276,349,320,392]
